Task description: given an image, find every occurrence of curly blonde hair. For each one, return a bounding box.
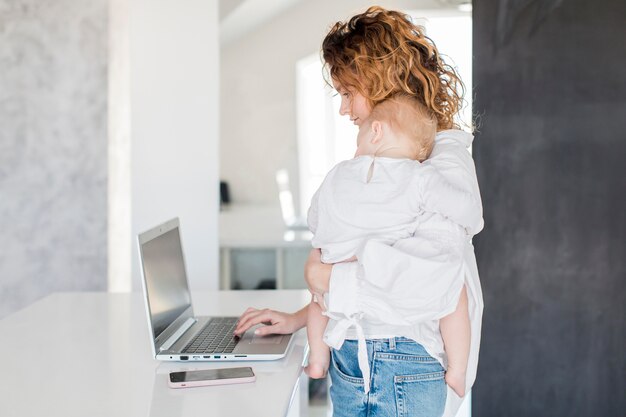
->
[322,6,465,130]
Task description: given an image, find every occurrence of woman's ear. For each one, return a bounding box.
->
[370,120,383,144]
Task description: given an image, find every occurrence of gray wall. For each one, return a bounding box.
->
[472,0,626,415]
[0,0,108,318]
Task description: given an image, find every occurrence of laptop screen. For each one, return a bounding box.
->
[140,225,192,340]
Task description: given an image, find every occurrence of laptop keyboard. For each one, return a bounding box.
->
[183,317,240,354]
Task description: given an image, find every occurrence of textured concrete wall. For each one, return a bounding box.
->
[0,0,108,318]
[472,0,626,415]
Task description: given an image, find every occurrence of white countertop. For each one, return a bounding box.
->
[0,290,311,417]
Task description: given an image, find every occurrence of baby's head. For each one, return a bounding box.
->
[356,93,437,162]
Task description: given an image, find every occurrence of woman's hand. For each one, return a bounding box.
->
[234,306,307,337]
[304,248,333,295]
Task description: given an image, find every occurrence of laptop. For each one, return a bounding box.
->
[138,218,294,361]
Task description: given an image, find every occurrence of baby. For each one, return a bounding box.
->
[305,93,474,397]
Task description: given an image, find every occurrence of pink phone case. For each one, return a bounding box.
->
[168,371,256,389]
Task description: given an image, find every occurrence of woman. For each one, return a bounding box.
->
[235,7,483,417]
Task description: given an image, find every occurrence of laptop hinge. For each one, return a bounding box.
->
[160,317,196,351]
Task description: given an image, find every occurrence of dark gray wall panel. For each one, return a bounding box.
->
[473,0,626,416]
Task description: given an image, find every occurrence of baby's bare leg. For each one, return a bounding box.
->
[441,285,470,397]
[305,298,330,379]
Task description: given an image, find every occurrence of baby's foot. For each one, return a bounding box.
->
[304,362,328,379]
[445,369,466,397]
[305,349,329,379]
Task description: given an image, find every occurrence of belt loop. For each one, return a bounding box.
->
[389,337,396,350]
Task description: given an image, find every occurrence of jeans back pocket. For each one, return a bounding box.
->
[394,371,446,417]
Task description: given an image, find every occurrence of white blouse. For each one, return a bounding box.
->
[311,130,484,417]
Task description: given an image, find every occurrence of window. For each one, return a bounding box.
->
[295,53,357,217]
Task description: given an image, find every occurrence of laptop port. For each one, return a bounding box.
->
[203,356,211,359]
[180,356,189,360]
[214,355,221,359]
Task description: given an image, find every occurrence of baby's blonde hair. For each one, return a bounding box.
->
[368,93,437,162]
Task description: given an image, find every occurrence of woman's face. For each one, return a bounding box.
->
[333,79,372,126]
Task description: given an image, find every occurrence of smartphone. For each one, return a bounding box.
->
[168,367,256,389]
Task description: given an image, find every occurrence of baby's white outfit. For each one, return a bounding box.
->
[309,155,482,265]
[308,130,484,417]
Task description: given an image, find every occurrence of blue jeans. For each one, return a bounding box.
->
[329,337,446,417]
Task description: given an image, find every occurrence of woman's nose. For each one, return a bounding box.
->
[339,100,350,116]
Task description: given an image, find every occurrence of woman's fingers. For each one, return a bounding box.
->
[253,323,281,336]
[234,308,273,335]
[238,307,259,323]
[234,308,297,336]
[234,308,259,334]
